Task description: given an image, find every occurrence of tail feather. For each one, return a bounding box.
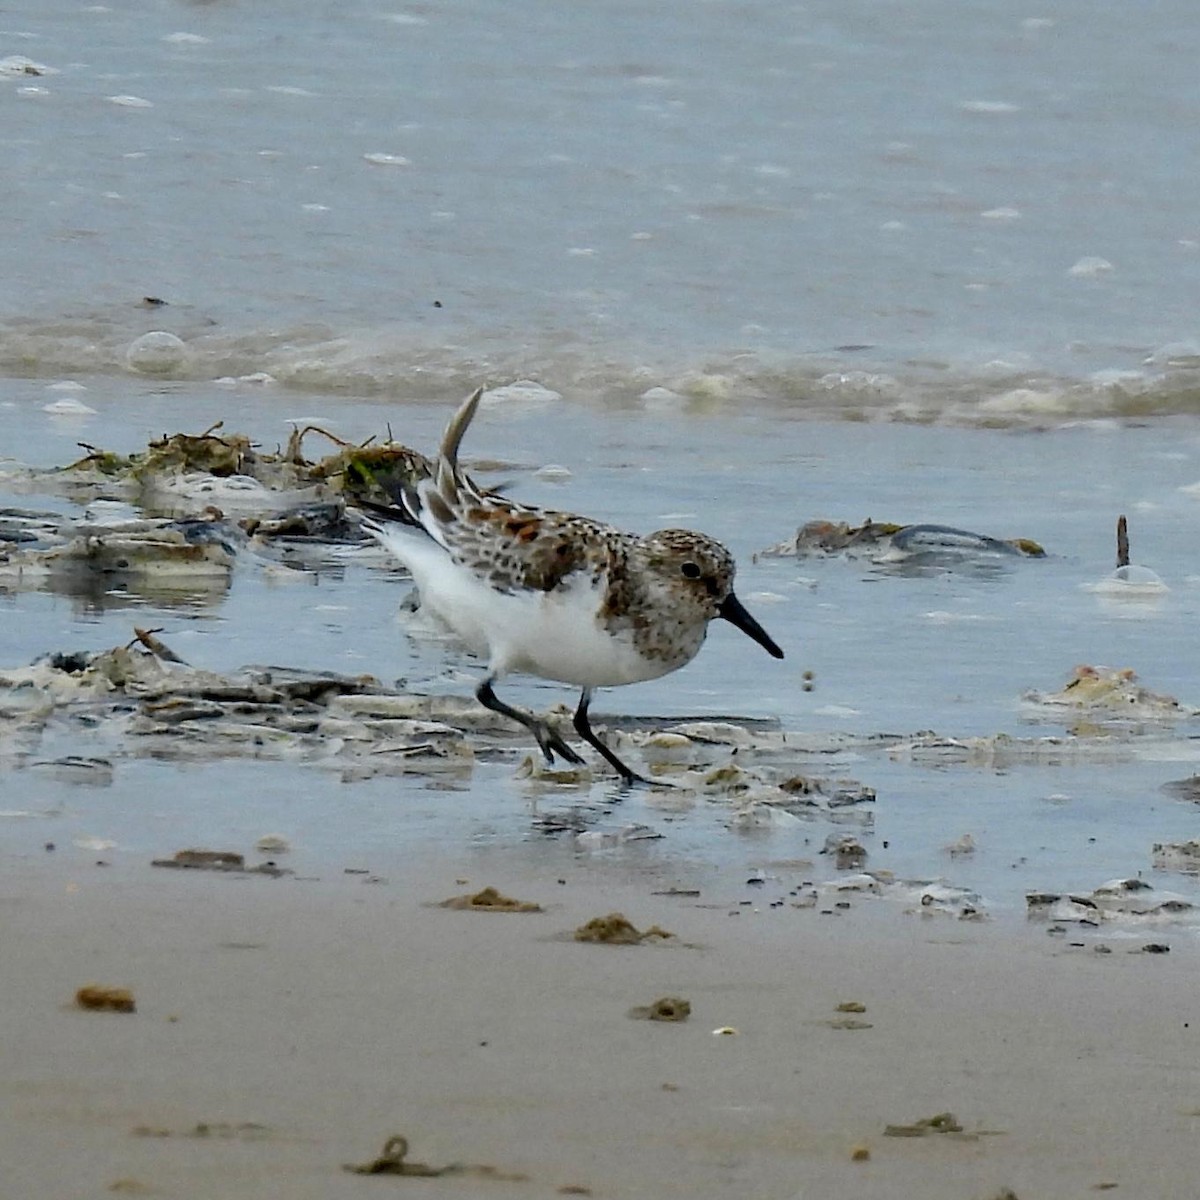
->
[353,386,488,549]
[433,386,484,507]
[439,386,483,470]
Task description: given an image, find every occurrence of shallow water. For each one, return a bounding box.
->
[4,0,1200,924]
[3,0,1200,417]
[4,384,1200,927]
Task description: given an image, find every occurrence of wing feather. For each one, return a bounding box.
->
[358,387,628,598]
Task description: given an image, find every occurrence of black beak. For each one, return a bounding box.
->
[718,591,784,659]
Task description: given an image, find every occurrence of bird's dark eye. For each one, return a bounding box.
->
[680,561,702,579]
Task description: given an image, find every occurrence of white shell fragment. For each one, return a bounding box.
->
[574,824,663,850]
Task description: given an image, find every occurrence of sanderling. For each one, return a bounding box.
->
[357,387,784,784]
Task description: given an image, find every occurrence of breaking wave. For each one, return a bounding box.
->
[3,311,1200,429]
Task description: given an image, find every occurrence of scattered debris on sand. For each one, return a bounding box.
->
[157,849,244,870]
[943,833,977,857]
[107,1178,154,1194]
[0,424,439,603]
[571,823,664,850]
[516,754,594,785]
[821,832,868,870]
[5,422,431,515]
[14,631,1196,931]
[75,984,136,1013]
[888,729,1181,768]
[0,506,245,612]
[130,1120,293,1142]
[573,913,674,945]
[1022,665,1199,723]
[344,1135,447,1178]
[0,641,475,776]
[883,1111,966,1138]
[628,996,692,1022]
[150,849,290,877]
[1085,514,1169,600]
[1027,877,1196,925]
[28,755,114,785]
[1160,775,1200,803]
[190,1122,272,1140]
[439,886,543,913]
[759,519,1044,565]
[342,1134,528,1182]
[0,636,883,803]
[129,626,187,664]
[1152,840,1200,873]
[777,772,876,807]
[0,419,548,608]
[822,1016,873,1030]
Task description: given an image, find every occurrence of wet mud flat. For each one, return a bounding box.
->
[5,406,1200,929]
[7,634,1200,932]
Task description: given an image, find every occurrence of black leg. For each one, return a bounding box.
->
[572,689,659,787]
[476,678,584,766]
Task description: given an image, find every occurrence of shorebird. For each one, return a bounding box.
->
[357,388,784,784]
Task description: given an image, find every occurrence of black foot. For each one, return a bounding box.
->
[572,688,670,787]
[476,678,586,768]
[612,769,672,790]
[531,719,586,767]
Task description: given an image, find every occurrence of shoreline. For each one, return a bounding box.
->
[4,845,1197,1199]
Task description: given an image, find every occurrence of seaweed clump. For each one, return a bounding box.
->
[70,423,254,481]
[55,421,434,514]
[573,913,673,945]
[439,886,543,913]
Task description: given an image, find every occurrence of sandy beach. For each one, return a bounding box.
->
[6,2,1200,1195]
[4,844,1197,1200]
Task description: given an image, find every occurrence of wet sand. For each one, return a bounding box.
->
[4,847,1197,1200]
